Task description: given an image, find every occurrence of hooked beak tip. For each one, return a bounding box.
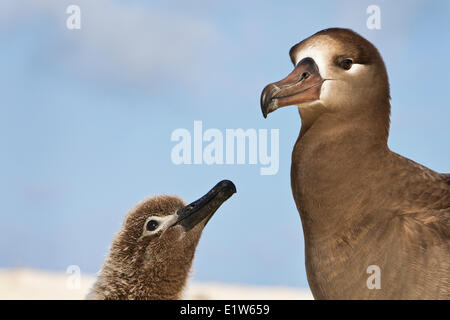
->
[260,84,277,118]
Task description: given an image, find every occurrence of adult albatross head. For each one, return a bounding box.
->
[261,28,390,134]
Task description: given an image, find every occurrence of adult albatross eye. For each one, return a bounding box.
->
[339,59,353,70]
[146,220,159,231]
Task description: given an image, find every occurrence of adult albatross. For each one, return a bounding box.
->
[260,28,449,299]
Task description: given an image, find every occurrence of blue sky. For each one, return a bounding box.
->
[1,0,449,288]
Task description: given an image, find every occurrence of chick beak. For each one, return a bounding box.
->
[173,180,236,232]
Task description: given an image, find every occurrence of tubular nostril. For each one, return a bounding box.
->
[300,72,310,81]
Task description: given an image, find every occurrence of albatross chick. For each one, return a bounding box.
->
[87,180,236,300]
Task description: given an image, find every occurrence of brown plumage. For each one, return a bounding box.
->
[87,180,236,300]
[261,28,449,299]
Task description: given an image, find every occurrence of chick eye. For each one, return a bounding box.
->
[146,220,159,231]
[339,59,353,70]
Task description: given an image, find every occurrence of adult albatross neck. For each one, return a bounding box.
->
[261,28,449,299]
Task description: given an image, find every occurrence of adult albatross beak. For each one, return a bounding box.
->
[172,180,236,231]
[261,58,324,118]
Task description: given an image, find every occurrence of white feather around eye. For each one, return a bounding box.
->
[141,213,178,236]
